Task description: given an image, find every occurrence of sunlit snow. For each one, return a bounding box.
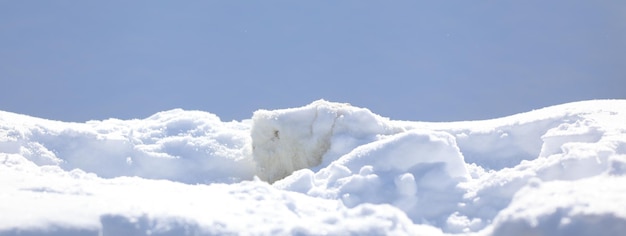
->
[1,100,625,235]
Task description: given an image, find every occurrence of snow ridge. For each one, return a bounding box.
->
[1,99,626,235]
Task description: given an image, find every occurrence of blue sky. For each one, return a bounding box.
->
[1,1,625,122]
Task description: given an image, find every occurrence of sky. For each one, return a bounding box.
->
[1,1,625,122]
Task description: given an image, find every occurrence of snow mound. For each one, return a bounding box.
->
[490,176,626,236]
[276,129,470,224]
[0,109,255,184]
[0,153,438,235]
[1,99,626,235]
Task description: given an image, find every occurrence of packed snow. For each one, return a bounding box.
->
[1,100,625,235]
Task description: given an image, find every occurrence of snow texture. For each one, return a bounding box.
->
[1,99,626,235]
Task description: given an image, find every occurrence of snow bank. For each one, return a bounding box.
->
[276,129,470,225]
[490,175,626,236]
[0,109,255,184]
[0,153,438,235]
[1,99,626,235]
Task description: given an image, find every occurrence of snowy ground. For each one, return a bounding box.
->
[1,100,625,236]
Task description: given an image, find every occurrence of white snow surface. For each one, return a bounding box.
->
[1,100,626,236]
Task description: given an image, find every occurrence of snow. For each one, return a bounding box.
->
[1,100,626,235]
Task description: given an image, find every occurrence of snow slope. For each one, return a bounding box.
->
[1,100,625,235]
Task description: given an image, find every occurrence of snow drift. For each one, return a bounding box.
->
[1,100,626,235]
